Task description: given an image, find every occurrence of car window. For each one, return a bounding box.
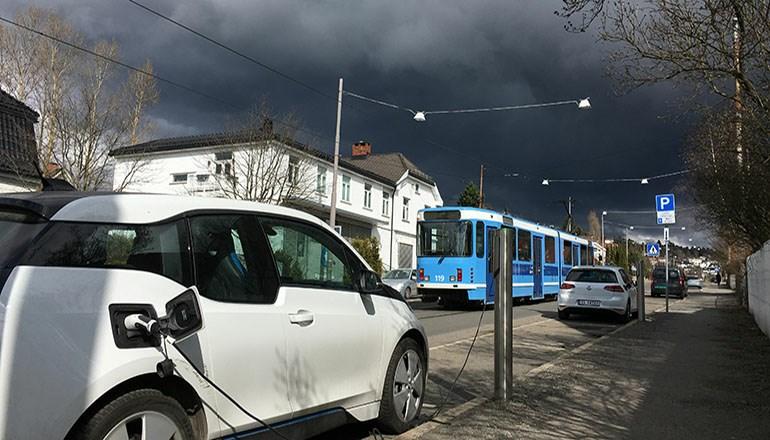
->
[384,270,410,279]
[24,220,191,285]
[260,217,355,290]
[566,269,619,283]
[189,215,279,303]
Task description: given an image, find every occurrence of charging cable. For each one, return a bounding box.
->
[125,313,290,440]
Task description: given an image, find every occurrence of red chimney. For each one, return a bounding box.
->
[352,140,371,157]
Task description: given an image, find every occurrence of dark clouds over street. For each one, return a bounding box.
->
[0,0,706,245]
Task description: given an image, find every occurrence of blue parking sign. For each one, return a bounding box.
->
[655,194,675,212]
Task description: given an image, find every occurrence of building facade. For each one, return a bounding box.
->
[0,87,40,192]
[111,134,442,270]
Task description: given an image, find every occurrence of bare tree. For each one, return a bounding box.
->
[0,6,157,190]
[685,104,770,252]
[207,105,319,205]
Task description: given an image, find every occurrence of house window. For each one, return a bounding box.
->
[214,151,233,161]
[212,151,233,176]
[287,156,300,184]
[364,183,372,209]
[382,191,391,217]
[172,173,188,184]
[341,175,351,202]
[415,183,420,194]
[402,197,410,221]
[316,166,327,194]
[196,174,210,183]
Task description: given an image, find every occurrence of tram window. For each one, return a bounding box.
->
[580,244,588,265]
[563,240,572,265]
[476,221,484,258]
[517,229,531,262]
[545,236,556,264]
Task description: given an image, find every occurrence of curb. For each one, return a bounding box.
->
[392,396,488,440]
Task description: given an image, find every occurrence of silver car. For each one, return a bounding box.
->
[382,269,418,299]
[557,266,639,322]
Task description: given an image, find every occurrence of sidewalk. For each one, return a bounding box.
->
[409,288,770,439]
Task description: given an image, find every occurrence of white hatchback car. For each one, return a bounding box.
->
[557,266,638,322]
[0,192,427,440]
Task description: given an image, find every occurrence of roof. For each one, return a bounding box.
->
[0,192,332,227]
[343,153,435,185]
[109,130,417,187]
[0,87,39,180]
[0,88,39,121]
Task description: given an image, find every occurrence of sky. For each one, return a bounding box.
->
[0,0,708,247]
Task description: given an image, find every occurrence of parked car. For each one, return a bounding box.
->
[0,192,428,440]
[651,266,689,298]
[382,269,418,299]
[686,275,703,289]
[557,266,638,322]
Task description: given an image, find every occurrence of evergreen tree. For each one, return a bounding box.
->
[457,182,481,207]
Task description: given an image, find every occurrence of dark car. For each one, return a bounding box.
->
[651,266,688,298]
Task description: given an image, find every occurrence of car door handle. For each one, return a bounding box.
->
[288,310,314,326]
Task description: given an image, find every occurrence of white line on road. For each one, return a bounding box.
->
[428,317,551,352]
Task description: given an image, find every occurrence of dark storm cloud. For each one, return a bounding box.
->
[0,0,704,244]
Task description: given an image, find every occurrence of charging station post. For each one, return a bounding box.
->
[637,259,645,322]
[492,227,514,401]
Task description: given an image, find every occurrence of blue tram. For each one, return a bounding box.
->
[416,207,605,305]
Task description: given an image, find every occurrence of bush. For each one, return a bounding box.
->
[350,236,384,275]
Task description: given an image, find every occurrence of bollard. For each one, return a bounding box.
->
[637,259,645,321]
[493,227,514,401]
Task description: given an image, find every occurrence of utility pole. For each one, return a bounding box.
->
[479,164,485,208]
[733,15,744,166]
[329,78,343,228]
[567,196,573,233]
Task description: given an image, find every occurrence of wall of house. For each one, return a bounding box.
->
[113,144,443,271]
[747,241,770,339]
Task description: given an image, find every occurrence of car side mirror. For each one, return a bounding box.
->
[358,270,381,294]
[161,288,203,342]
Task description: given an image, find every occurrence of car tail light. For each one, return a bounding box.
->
[604,285,624,293]
[457,268,463,282]
[419,268,425,281]
[560,282,575,289]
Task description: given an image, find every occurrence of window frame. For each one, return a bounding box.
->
[258,215,360,292]
[316,166,327,194]
[341,175,351,202]
[382,191,391,217]
[402,197,410,222]
[545,236,556,264]
[171,173,189,184]
[517,228,532,262]
[363,183,372,209]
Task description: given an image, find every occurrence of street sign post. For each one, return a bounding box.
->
[655,194,676,225]
[663,228,670,313]
[645,242,661,257]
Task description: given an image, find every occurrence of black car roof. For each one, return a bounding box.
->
[0,192,108,219]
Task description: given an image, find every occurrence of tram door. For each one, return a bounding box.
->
[532,235,544,300]
[572,244,581,266]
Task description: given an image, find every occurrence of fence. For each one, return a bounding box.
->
[747,240,770,338]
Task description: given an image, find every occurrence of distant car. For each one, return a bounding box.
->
[686,275,703,289]
[557,266,639,322]
[652,266,688,298]
[382,269,418,299]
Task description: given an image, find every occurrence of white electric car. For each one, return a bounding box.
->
[557,266,638,322]
[0,192,428,440]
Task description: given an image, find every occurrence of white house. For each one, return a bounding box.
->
[111,133,443,270]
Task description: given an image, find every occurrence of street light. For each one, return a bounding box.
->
[541,179,550,186]
[626,226,634,267]
[413,111,426,122]
[641,178,649,185]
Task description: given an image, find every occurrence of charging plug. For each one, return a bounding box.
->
[124,313,160,337]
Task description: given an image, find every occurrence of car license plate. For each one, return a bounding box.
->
[655,285,667,289]
[577,299,601,306]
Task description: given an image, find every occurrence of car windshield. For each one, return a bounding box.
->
[566,269,619,284]
[417,221,472,257]
[384,270,411,279]
[0,209,47,271]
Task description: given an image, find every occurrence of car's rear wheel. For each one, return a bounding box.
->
[73,389,196,440]
[378,338,426,434]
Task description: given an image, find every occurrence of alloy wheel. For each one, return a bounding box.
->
[103,411,183,440]
[392,349,424,422]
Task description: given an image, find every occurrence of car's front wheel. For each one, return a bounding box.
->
[71,389,196,440]
[378,338,426,434]
[404,287,412,299]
